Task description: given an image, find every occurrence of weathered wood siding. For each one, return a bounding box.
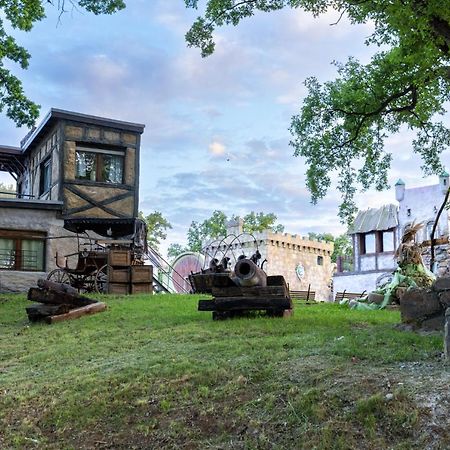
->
[62,123,140,219]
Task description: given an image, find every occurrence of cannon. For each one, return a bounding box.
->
[233,258,267,287]
[197,257,292,320]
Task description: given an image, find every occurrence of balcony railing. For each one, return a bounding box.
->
[0,191,35,199]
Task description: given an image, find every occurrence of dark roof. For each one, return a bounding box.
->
[349,204,398,234]
[64,217,140,237]
[0,145,26,178]
[21,108,146,153]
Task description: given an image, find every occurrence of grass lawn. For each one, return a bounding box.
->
[1,293,449,449]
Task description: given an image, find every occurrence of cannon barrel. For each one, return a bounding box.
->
[233,258,267,287]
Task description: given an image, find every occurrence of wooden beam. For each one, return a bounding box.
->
[45,302,107,324]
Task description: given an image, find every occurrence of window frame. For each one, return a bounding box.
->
[75,146,125,184]
[39,156,52,196]
[0,230,46,272]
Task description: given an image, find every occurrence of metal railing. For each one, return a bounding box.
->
[0,249,41,271]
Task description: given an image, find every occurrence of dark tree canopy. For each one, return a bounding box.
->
[0,0,125,127]
[185,0,450,223]
[138,210,172,250]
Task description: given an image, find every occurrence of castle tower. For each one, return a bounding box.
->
[395,179,405,202]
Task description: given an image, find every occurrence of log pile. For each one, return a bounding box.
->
[26,279,107,324]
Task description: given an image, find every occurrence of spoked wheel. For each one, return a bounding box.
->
[47,269,71,285]
[95,264,108,293]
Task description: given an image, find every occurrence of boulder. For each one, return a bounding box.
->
[400,288,441,324]
[433,277,450,292]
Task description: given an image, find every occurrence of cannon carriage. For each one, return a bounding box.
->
[191,232,293,319]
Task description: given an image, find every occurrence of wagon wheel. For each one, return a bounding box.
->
[47,269,71,286]
[95,264,108,293]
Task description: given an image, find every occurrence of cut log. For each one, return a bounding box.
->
[37,279,78,296]
[214,296,292,311]
[28,288,96,307]
[45,302,107,324]
[198,299,216,311]
[26,303,72,322]
[211,285,289,298]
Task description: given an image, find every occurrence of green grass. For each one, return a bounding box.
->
[0,293,447,449]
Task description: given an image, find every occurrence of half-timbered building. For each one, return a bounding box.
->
[0,109,145,292]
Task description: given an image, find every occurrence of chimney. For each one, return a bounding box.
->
[439,170,449,195]
[395,179,405,202]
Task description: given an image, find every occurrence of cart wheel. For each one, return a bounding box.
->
[95,264,108,293]
[47,269,71,285]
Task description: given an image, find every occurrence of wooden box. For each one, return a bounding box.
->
[131,265,153,283]
[108,250,131,267]
[108,283,130,295]
[130,283,153,295]
[108,268,130,283]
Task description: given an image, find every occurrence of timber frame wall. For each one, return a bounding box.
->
[15,109,145,220]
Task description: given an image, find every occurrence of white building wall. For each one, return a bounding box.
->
[398,183,448,242]
[333,271,390,299]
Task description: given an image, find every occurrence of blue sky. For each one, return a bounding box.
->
[1,1,448,255]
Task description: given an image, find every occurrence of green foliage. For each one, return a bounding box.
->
[183,210,284,252]
[185,0,450,223]
[242,211,284,233]
[0,1,125,127]
[308,232,352,263]
[138,210,172,250]
[167,243,188,259]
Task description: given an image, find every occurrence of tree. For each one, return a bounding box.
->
[139,210,172,250]
[308,231,352,263]
[0,1,125,127]
[167,243,188,259]
[242,211,284,233]
[185,0,450,223]
[186,210,228,252]
[0,182,15,198]
[179,210,284,253]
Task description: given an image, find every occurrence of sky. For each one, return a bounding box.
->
[0,1,448,256]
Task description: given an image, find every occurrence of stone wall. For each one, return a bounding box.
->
[204,229,334,302]
[0,200,78,292]
[421,244,450,277]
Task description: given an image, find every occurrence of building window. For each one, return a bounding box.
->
[381,231,395,252]
[40,157,52,195]
[0,232,45,271]
[75,147,124,184]
[360,233,376,254]
[317,255,323,265]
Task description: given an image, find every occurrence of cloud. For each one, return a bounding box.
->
[209,141,226,156]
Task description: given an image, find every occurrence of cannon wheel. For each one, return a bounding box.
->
[95,264,108,293]
[47,269,71,285]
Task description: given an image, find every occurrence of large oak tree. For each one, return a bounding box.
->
[185,0,450,222]
[0,1,125,127]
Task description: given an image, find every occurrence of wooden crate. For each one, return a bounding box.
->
[108,268,130,283]
[130,283,153,295]
[131,265,153,283]
[108,283,130,295]
[108,250,131,267]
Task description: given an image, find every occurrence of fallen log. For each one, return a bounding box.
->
[37,278,78,296]
[200,296,292,312]
[26,303,72,322]
[45,302,107,324]
[28,288,96,307]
